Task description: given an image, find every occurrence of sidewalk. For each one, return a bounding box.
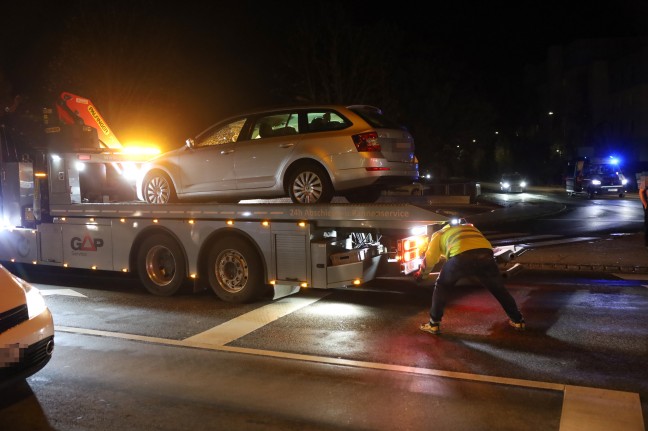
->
[512,232,648,277]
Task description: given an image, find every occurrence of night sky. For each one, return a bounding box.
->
[2,0,648,153]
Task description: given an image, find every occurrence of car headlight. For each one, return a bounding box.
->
[622,178,628,185]
[592,179,601,185]
[520,181,527,187]
[13,274,47,318]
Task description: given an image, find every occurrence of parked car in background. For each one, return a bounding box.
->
[500,172,527,193]
[385,181,429,196]
[0,265,54,386]
[137,104,418,204]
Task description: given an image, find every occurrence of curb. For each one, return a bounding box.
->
[517,262,648,274]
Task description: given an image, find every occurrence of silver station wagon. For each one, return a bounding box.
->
[137,105,418,204]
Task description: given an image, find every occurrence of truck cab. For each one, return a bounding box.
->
[565,156,628,199]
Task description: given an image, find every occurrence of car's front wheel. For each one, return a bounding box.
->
[143,171,177,204]
[288,164,333,204]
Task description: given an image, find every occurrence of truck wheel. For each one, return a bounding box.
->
[288,164,333,204]
[137,234,187,296]
[207,237,265,303]
[143,171,177,204]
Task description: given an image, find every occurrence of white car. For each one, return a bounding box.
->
[137,104,418,204]
[500,173,527,193]
[0,265,54,385]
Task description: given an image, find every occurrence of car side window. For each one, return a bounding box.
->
[196,118,247,147]
[307,111,348,132]
[252,113,299,139]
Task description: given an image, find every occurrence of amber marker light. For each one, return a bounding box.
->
[353,279,361,286]
[120,218,126,223]
[188,219,195,224]
[63,263,68,267]
[153,219,159,223]
[300,282,308,288]
[261,220,270,227]
[227,220,234,225]
[298,221,306,227]
[121,268,128,272]
[190,274,196,279]
[91,265,97,270]
[35,172,47,178]
[269,280,276,285]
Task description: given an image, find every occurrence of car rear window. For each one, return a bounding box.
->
[348,105,406,130]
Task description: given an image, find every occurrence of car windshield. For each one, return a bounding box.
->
[502,174,522,182]
[348,106,405,130]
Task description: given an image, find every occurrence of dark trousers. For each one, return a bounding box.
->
[429,248,523,323]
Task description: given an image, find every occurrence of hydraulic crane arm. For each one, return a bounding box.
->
[56,92,122,149]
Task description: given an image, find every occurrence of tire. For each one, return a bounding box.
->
[345,188,382,203]
[136,234,187,296]
[142,171,177,204]
[288,163,333,204]
[207,237,266,303]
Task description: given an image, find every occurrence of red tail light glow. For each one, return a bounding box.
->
[352,132,381,152]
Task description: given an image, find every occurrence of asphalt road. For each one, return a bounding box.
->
[1,265,646,431]
[1,190,647,430]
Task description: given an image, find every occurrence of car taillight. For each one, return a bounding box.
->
[352,132,381,152]
[397,234,428,274]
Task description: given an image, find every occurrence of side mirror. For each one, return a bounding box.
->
[185,138,195,149]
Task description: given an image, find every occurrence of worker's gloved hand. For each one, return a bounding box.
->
[413,263,427,281]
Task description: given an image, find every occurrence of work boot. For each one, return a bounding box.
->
[420,321,441,335]
[508,319,526,331]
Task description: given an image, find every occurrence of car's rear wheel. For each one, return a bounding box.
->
[288,163,333,204]
[143,171,177,204]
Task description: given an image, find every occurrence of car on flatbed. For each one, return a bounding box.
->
[137,104,418,204]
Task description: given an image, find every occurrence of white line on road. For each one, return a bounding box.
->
[38,288,87,297]
[184,290,330,345]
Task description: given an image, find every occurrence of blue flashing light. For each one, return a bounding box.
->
[607,155,620,165]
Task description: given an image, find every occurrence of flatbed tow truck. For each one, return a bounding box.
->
[0,93,513,303]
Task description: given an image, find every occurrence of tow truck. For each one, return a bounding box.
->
[0,93,516,303]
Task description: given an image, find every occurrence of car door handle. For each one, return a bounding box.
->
[279,143,294,148]
[220,149,234,155]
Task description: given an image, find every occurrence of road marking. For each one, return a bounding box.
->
[560,385,644,431]
[54,324,645,430]
[184,291,330,345]
[38,288,87,297]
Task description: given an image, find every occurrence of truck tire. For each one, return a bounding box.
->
[207,237,265,303]
[288,163,333,204]
[136,234,187,296]
[143,171,177,204]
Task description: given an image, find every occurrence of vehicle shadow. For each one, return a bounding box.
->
[0,380,53,430]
